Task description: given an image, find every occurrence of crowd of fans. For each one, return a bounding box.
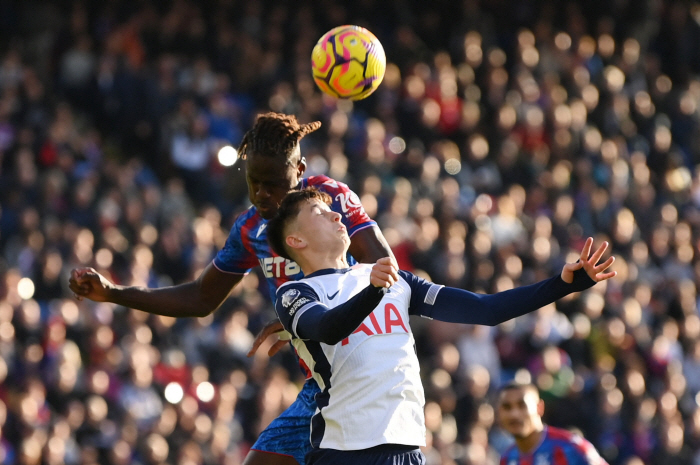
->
[2,0,700,464]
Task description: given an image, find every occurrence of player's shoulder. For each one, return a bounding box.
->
[350,263,374,273]
[276,280,318,307]
[546,426,605,463]
[277,278,314,295]
[545,426,577,443]
[304,175,350,193]
[231,206,261,227]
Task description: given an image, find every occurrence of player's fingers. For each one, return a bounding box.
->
[372,270,395,283]
[389,257,399,270]
[68,281,87,294]
[370,272,394,288]
[373,265,397,282]
[593,256,615,274]
[267,339,288,357]
[246,339,264,357]
[247,320,284,357]
[72,267,96,281]
[595,270,617,281]
[564,261,583,272]
[579,237,593,262]
[588,241,609,266]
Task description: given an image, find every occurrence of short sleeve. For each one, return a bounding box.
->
[305,176,376,236]
[213,211,259,274]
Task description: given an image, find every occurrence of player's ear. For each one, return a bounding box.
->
[297,156,307,176]
[286,234,306,251]
[537,398,545,417]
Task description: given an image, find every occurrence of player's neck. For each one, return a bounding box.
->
[515,427,545,455]
[299,254,349,275]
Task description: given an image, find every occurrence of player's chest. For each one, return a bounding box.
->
[335,284,412,346]
[244,225,302,279]
[508,450,562,465]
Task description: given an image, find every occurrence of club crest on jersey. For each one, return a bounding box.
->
[335,191,362,213]
[281,289,300,308]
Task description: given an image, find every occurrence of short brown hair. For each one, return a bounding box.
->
[267,188,333,260]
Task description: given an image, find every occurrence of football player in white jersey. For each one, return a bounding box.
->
[266,188,616,465]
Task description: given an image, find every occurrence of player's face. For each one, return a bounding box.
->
[295,199,349,253]
[246,149,305,220]
[498,388,543,439]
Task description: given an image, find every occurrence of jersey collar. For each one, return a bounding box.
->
[305,268,353,278]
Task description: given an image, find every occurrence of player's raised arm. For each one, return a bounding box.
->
[404,238,615,326]
[69,262,243,318]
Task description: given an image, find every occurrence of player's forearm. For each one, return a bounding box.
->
[430,269,595,326]
[106,282,218,318]
[296,285,387,344]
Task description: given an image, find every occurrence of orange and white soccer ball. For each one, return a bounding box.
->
[311,25,386,100]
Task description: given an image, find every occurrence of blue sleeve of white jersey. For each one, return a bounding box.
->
[399,269,596,325]
[274,283,321,337]
[275,281,387,344]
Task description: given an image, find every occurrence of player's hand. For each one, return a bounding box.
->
[561,237,617,284]
[247,319,289,357]
[68,267,115,302]
[370,257,399,288]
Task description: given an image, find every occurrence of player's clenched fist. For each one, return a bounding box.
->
[370,257,399,289]
[68,267,115,302]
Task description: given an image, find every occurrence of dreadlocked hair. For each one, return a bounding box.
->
[238,112,321,164]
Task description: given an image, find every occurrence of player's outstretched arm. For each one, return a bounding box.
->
[408,238,615,326]
[68,262,243,318]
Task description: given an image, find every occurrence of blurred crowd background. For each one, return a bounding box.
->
[1,0,700,464]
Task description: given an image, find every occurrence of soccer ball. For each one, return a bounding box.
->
[311,25,386,100]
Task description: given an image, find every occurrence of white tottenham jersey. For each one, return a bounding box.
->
[275,264,443,451]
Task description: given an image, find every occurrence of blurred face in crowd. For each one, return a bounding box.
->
[497,385,544,439]
[245,145,306,219]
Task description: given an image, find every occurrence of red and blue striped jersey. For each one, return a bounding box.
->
[213,175,377,300]
[500,427,608,465]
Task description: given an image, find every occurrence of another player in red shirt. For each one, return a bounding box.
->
[499,382,609,465]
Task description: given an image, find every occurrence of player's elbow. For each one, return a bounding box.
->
[481,303,506,326]
[320,333,346,345]
[190,302,218,318]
